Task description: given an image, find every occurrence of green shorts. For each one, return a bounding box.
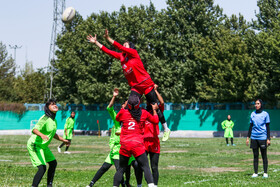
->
[104,144,135,165]
[27,143,56,167]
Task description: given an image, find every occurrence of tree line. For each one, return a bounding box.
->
[1,0,280,105]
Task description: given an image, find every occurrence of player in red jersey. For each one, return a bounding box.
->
[112,95,159,187]
[87,30,170,141]
[143,84,164,187]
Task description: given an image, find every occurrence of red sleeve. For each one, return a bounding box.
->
[116,109,124,122]
[144,110,159,124]
[112,41,138,58]
[101,45,121,60]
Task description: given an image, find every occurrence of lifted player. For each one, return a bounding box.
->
[87,30,170,141]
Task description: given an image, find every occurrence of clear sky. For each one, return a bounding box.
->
[0,0,258,71]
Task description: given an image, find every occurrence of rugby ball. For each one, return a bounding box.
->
[62,7,76,23]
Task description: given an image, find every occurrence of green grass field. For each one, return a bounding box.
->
[1,135,280,186]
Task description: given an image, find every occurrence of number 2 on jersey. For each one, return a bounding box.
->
[128,122,135,130]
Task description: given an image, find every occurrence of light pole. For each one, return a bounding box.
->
[9,45,22,63]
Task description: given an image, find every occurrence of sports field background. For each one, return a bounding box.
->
[1,135,280,186]
[1,109,280,132]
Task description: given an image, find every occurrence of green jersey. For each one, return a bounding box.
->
[107,106,121,149]
[27,115,57,149]
[221,120,234,138]
[63,117,75,139]
[105,106,135,165]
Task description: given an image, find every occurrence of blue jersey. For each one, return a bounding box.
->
[250,111,270,140]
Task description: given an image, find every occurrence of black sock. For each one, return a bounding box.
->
[47,160,57,186]
[260,148,268,173]
[32,165,46,187]
[59,143,64,148]
[91,162,112,184]
[226,138,228,144]
[253,148,259,174]
[65,146,69,151]
[231,138,233,145]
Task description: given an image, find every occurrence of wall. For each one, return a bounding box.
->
[0,110,278,131]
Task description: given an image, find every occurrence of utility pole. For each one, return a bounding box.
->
[9,45,22,64]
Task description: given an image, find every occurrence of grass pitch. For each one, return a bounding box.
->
[1,135,280,186]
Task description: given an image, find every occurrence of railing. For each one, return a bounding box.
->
[24,102,280,111]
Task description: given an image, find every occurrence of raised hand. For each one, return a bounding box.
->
[104,29,109,39]
[113,88,119,97]
[87,34,97,43]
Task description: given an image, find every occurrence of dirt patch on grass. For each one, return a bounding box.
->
[60,151,90,154]
[15,162,31,165]
[268,152,280,155]
[198,167,244,172]
[164,165,189,170]
[56,165,104,171]
[162,150,188,153]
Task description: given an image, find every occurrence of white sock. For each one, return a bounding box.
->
[148,183,154,187]
[137,185,142,187]
[162,122,170,131]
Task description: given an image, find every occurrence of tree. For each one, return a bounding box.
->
[13,61,46,103]
[0,42,16,101]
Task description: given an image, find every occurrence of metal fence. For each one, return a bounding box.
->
[24,102,280,111]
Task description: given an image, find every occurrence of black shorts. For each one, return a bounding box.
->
[250,139,267,149]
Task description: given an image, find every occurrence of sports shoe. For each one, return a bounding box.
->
[162,130,170,142]
[227,144,230,146]
[232,144,236,146]
[252,173,258,178]
[57,146,61,153]
[263,173,268,178]
[64,151,71,154]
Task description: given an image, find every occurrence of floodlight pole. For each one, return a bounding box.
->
[48,0,65,99]
[9,45,22,64]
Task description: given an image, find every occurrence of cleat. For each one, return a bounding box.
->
[232,144,236,146]
[64,151,71,154]
[227,144,230,146]
[57,146,61,153]
[252,173,258,178]
[162,130,170,142]
[263,173,268,178]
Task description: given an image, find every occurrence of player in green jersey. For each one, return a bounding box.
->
[27,99,70,187]
[58,111,76,154]
[221,115,235,146]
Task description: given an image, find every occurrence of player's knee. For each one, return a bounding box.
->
[48,160,57,169]
[38,165,47,173]
[151,165,158,172]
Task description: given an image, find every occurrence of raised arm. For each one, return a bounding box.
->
[154,84,164,105]
[104,29,138,58]
[87,33,121,60]
[146,103,159,124]
[108,88,119,108]
[104,29,114,45]
[87,34,103,48]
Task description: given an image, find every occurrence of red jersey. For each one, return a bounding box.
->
[116,108,159,145]
[144,104,164,138]
[101,41,151,87]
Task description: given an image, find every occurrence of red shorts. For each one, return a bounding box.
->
[119,141,146,158]
[131,78,154,95]
[144,137,160,153]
